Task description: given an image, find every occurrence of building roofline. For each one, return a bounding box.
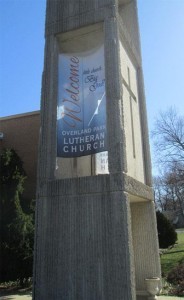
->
[0,110,40,121]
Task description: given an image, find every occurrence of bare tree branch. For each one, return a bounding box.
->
[152,107,184,167]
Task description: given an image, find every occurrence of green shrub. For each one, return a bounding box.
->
[156,211,177,249]
[0,148,34,283]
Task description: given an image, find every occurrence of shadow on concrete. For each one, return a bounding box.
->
[163,250,184,255]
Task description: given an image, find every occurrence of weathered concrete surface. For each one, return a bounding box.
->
[33,0,160,299]
[34,189,136,300]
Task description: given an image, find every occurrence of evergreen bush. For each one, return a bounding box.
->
[156,211,177,249]
[0,148,34,283]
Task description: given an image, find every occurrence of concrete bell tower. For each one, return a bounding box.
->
[33,1,161,299]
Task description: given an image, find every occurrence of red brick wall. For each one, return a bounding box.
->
[0,111,40,200]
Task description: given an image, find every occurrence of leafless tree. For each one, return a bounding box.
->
[152,108,184,222]
[153,176,166,211]
[153,163,184,221]
[152,107,184,167]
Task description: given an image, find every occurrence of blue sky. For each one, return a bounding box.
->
[0,0,184,133]
[138,0,184,128]
[0,0,46,117]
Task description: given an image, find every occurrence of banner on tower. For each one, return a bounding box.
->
[57,44,107,157]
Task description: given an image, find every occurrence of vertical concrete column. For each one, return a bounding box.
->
[104,4,127,174]
[131,201,161,294]
[37,36,58,183]
[33,1,160,300]
[137,68,152,186]
[33,183,136,300]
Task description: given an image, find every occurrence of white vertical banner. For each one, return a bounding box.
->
[57,44,107,158]
[95,151,109,174]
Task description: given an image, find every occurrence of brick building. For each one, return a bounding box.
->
[0,111,40,200]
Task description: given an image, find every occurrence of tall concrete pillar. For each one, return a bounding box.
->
[33,1,161,299]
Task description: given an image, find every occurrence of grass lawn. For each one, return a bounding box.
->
[161,231,184,277]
